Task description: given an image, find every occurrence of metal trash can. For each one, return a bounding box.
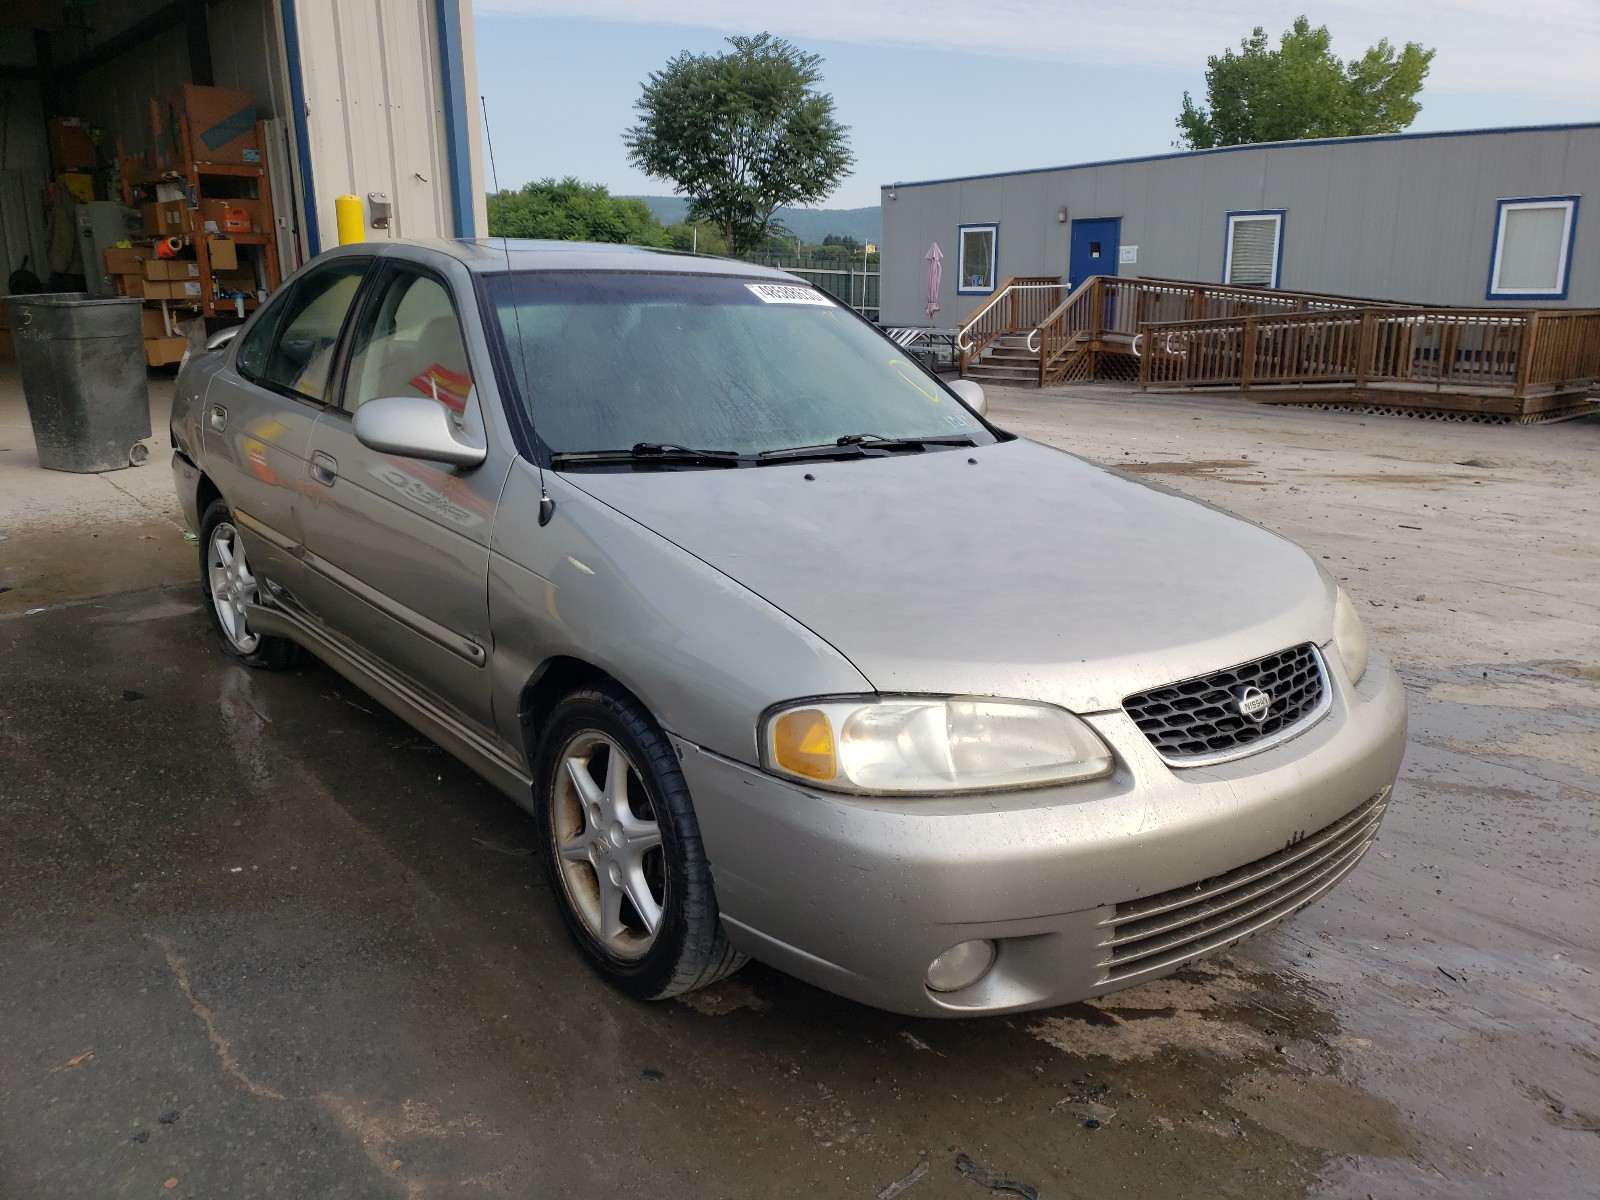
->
[3,293,152,473]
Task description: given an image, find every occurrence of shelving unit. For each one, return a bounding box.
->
[119,114,282,322]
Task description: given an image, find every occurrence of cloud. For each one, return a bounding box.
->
[476,0,1598,100]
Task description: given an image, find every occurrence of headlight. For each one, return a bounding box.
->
[1332,588,1369,685]
[762,697,1113,794]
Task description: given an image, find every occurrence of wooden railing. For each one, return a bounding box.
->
[956,277,1063,370]
[1522,311,1600,391]
[1136,307,1600,401]
[956,272,1597,408]
[1028,276,1397,385]
[1118,277,1411,320]
[1035,277,1100,381]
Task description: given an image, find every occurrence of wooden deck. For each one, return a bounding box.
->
[957,277,1600,420]
[1138,306,1600,420]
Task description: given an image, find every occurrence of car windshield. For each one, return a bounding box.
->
[482,271,993,459]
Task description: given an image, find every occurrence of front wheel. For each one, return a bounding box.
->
[198,499,303,669]
[536,684,745,999]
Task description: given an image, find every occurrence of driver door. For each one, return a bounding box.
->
[295,261,507,736]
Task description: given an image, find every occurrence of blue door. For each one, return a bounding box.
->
[1068,217,1121,287]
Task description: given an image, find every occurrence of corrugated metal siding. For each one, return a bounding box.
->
[883,126,1600,326]
[0,69,54,284]
[209,0,289,124]
[75,0,192,161]
[290,0,470,244]
[54,0,287,166]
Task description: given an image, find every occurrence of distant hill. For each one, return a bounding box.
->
[624,196,881,245]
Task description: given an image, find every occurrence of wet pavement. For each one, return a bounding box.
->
[2,384,1597,1198]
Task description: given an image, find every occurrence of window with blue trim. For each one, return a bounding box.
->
[1488,197,1578,300]
[957,224,998,294]
[1224,211,1284,288]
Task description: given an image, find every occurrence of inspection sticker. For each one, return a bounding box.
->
[746,283,835,306]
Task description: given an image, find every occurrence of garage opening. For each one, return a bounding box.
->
[1,0,305,366]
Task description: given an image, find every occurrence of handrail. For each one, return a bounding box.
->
[1032,275,1101,339]
[956,277,1022,351]
[956,277,1063,370]
[1113,276,1423,312]
[955,276,1060,340]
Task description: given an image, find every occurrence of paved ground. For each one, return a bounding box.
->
[2,364,1597,1198]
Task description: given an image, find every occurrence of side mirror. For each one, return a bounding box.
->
[353,396,487,468]
[947,377,987,417]
[205,326,240,352]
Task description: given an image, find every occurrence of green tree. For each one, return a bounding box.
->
[1177,16,1434,149]
[624,33,854,256]
[666,220,728,256]
[486,177,672,247]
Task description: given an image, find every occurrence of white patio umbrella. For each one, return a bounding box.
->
[925,242,943,319]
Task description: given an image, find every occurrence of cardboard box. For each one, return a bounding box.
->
[154,85,259,166]
[143,259,201,281]
[205,238,238,270]
[102,245,153,275]
[144,336,188,367]
[144,279,203,301]
[114,274,146,298]
[142,201,194,236]
[141,308,170,338]
[48,116,96,171]
[56,171,95,203]
[198,198,263,234]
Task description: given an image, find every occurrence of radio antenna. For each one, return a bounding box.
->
[481,95,554,526]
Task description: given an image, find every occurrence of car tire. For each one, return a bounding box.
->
[535,683,746,1000]
[198,499,305,670]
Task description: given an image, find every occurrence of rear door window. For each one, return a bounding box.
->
[239,257,371,402]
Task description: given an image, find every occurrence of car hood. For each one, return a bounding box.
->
[564,439,1333,713]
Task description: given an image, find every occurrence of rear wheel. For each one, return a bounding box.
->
[199,499,303,669]
[536,684,745,999]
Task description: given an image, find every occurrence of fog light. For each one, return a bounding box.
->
[925,940,996,993]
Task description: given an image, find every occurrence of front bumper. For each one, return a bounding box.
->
[675,648,1406,1017]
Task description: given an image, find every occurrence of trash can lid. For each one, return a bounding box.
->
[2,292,142,309]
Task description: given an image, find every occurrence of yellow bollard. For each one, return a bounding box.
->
[335,194,365,245]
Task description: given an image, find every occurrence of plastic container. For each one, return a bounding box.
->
[3,293,152,472]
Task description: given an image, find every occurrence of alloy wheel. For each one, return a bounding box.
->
[550,731,666,960]
[207,521,261,654]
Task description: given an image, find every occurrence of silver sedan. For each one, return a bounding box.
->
[170,240,1406,1016]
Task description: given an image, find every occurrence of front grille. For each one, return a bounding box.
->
[1099,788,1389,985]
[1123,643,1327,765]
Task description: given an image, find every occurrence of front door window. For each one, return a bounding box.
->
[343,267,475,423]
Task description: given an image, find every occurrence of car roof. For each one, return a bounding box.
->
[346,238,801,280]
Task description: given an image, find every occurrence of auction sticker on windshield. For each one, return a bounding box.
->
[746,283,835,306]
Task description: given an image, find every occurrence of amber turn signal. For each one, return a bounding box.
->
[770,708,837,781]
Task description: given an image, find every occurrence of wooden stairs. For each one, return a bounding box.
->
[964,334,1042,386]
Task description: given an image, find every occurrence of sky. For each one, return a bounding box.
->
[472,1,1600,210]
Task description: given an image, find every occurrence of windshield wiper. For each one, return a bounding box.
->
[756,433,977,463]
[551,442,744,469]
[853,434,977,450]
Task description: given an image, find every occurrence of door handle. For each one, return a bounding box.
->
[208,404,228,431]
[310,451,338,486]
